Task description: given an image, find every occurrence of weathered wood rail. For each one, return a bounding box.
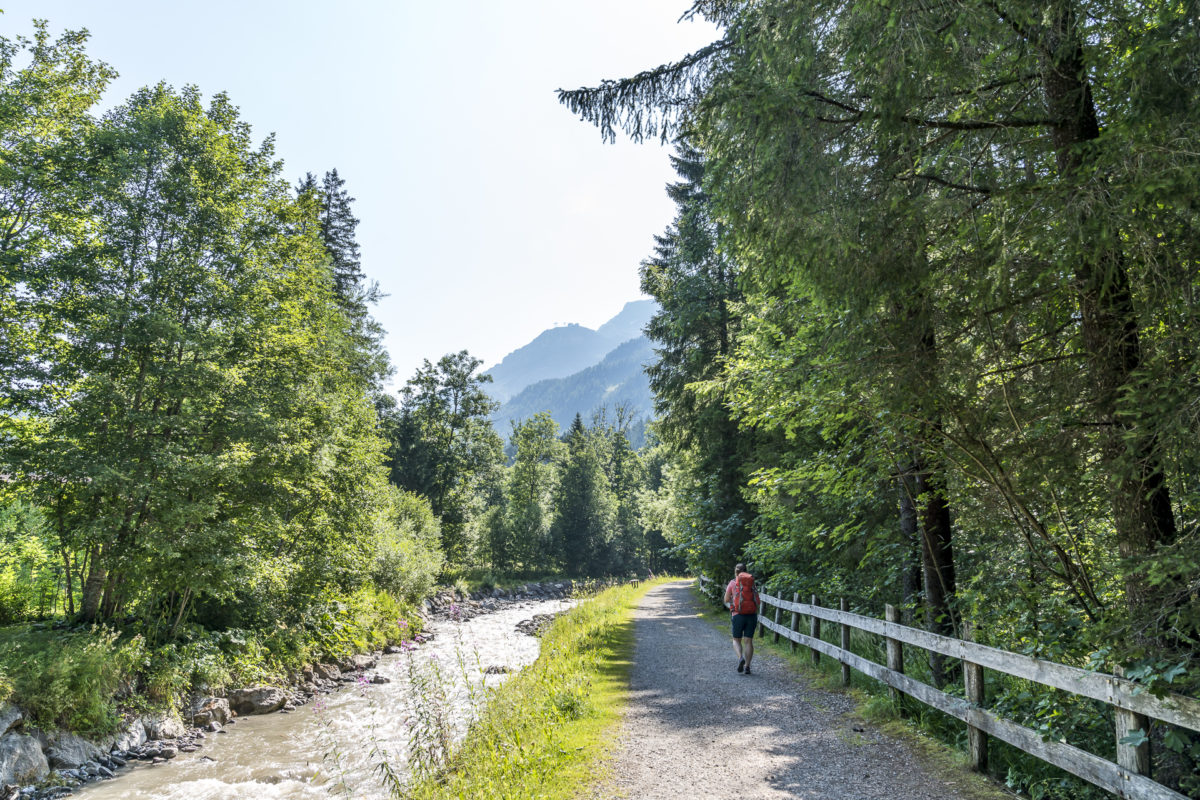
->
[695,575,1200,800]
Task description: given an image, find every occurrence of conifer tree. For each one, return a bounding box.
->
[550,415,617,576]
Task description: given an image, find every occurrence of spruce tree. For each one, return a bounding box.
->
[549,415,617,576]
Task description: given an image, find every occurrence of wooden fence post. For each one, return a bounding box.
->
[885,604,903,704]
[962,621,988,773]
[773,599,782,644]
[790,592,800,654]
[840,598,851,686]
[810,595,821,667]
[1114,666,1152,778]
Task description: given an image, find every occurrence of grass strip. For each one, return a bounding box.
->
[409,578,663,799]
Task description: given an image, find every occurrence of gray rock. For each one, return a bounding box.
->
[189,697,231,727]
[313,663,341,681]
[369,674,391,684]
[227,686,289,716]
[45,731,104,769]
[104,716,147,753]
[0,733,48,786]
[205,722,222,734]
[337,653,377,672]
[143,711,186,741]
[0,705,20,738]
[159,745,177,759]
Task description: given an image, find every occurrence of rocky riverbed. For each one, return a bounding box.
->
[0,582,581,799]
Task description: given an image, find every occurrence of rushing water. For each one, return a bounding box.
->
[78,598,574,800]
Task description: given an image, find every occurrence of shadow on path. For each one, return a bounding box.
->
[601,580,997,800]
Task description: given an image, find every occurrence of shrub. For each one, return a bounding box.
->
[372,488,444,603]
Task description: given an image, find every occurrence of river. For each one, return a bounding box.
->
[77,597,574,800]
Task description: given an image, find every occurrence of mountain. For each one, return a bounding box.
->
[491,337,656,444]
[484,300,656,402]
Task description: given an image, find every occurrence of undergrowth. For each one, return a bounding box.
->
[0,585,422,735]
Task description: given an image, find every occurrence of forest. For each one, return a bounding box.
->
[0,22,671,738]
[559,1,1200,796]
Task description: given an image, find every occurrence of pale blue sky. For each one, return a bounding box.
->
[2,1,717,383]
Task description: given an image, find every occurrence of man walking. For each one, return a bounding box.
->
[724,562,759,675]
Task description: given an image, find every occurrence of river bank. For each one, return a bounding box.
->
[0,581,584,798]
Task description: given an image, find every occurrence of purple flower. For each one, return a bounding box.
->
[398,619,408,629]
[312,698,327,714]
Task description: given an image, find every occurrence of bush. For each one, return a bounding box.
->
[372,488,444,603]
[0,626,145,734]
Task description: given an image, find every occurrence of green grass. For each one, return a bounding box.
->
[409,578,666,799]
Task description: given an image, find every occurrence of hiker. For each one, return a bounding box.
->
[724,562,759,675]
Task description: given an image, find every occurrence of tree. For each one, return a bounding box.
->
[549,415,617,576]
[637,145,755,581]
[296,168,389,389]
[18,83,389,629]
[503,412,563,572]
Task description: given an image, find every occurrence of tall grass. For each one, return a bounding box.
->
[407,579,659,799]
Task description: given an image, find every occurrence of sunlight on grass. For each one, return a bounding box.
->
[408,578,667,799]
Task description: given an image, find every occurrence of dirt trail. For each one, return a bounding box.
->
[598,580,1007,800]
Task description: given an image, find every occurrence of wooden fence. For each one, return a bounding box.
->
[696,575,1200,800]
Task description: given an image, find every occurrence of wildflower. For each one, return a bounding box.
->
[312,698,327,714]
[448,602,462,621]
[398,619,408,629]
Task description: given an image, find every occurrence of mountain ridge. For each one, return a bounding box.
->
[484,299,656,403]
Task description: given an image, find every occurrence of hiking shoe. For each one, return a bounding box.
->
[737,658,745,673]
[743,665,752,676]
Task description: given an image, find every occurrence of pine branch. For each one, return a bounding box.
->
[557,40,731,143]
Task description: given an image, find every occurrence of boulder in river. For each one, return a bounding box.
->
[0,732,49,785]
[44,731,104,769]
[143,711,187,741]
[337,653,377,672]
[227,686,289,716]
[313,663,341,681]
[105,716,147,752]
[190,697,231,727]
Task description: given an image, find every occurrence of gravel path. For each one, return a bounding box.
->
[599,580,1002,800]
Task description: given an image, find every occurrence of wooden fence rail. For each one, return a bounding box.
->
[695,575,1200,800]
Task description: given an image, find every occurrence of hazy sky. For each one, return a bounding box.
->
[2,1,717,383]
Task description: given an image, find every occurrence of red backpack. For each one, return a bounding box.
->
[732,573,759,614]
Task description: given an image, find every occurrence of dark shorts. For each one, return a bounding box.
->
[731,613,757,639]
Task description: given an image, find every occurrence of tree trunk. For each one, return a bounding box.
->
[79,547,106,623]
[916,461,957,688]
[897,466,922,626]
[1040,1,1178,637]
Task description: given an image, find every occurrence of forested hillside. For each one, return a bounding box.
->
[562,2,1200,797]
[491,336,654,446]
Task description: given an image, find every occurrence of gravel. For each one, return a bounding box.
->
[599,581,1002,800]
